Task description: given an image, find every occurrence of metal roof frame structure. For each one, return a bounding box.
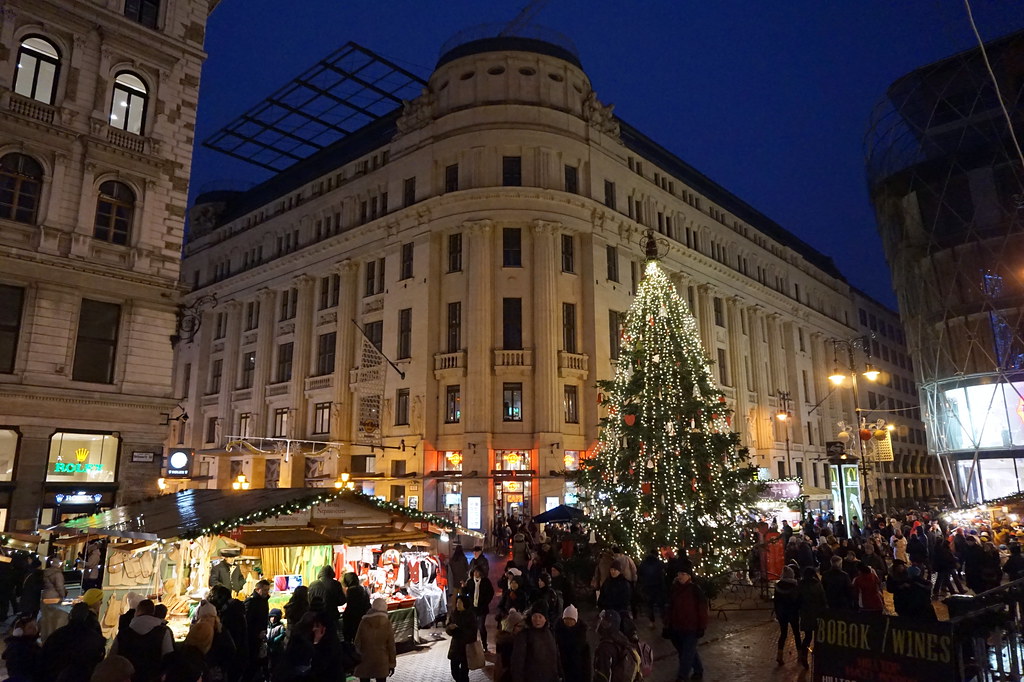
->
[203,42,427,173]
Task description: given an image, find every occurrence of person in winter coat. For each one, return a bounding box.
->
[493,610,525,682]
[592,610,638,682]
[895,566,936,620]
[309,611,344,682]
[511,532,530,566]
[796,567,827,668]
[773,566,801,664]
[109,599,174,682]
[821,556,855,610]
[510,607,562,682]
[852,562,884,612]
[17,558,43,618]
[210,585,249,677]
[342,571,371,643]
[597,559,633,629]
[933,537,964,596]
[448,545,470,593]
[82,541,103,590]
[209,554,245,594]
[308,565,345,621]
[461,565,495,651]
[39,557,68,641]
[663,568,708,680]
[40,602,106,682]
[243,579,272,681]
[592,549,614,595]
[189,600,236,682]
[498,574,530,618]
[446,595,478,682]
[549,562,576,608]
[273,611,315,682]
[533,572,563,627]
[283,584,310,635]
[353,598,397,682]
[266,608,286,670]
[468,546,490,579]
[4,615,41,682]
[636,549,666,622]
[554,605,591,682]
[892,532,909,564]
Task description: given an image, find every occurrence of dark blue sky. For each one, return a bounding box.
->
[191,1,1023,307]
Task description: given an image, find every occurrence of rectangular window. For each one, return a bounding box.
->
[503,382,523,422]
[273,408,289,437]
[609,310,623,360]
[395,389,410,426]
[445,164,459,193]
[606,245,619,282]
[448,233,463,272]
[400,242,414,280]
[239,351,255,388]
[364,320,383,351]
[0,285,24,373]
[502,228,522,267]
[181,362,192,400]
[72,299,120,383]
[564,165,578,194]
[795,461,804,481]
[502,156,522,186]
[778,461,787,478]
[282,288,298,319]
[364,257,385,296]
[318,275,339,310]
[124,0,159,29]
[445,385,461,423]
[316,332,336,376]
[502,298,522,350]
[276,343,293,383]
[561,234,575,273]
[205,417,218,444]
[397,308,412,360]
[313,402,331,434]
[630,261,639,295]
[713,297,725,327]
[245,301,260,331]
[717,347,730,386]
[447,302,462,353]
[562,302,577,353]
[238,412,252,438]
[403,176,416,207]
[209,358,223,394]
[798,327,806,352]
[564,385,579,423]
[214,312,228,339]
[604,180,616,210]
[806,422,814,446]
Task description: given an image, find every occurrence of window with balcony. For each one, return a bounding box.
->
[502,298,522,350]
[503,383,523,422]
[562,303,577,353]
[14,36,60,105]
[109,72,148,135]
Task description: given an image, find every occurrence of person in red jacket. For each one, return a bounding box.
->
[663,567,709,681]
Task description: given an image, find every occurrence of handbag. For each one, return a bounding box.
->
[466,639,486,670]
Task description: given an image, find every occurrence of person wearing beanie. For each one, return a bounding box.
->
[494,609,525,682]
[41,601,107,681]
[593,610,636,682]
[773,566,800,665]
[596,558,632,629]
[341,572,371,643]
[796,567,827,669]
[549,562,576,608]
[664,568,708,679]
[353,598,396,681]
[555,604,591,682]
[460,564,495,651]
[534,571,563,627]
[266,607,286,669]
[89,654,134,682]
[897,565,937,620]
[511,604,562,681]
[243,578,273,680]
[82,587,105,610]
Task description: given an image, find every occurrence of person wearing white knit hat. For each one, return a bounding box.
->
[555,602,590,680]
[561,604,578,625]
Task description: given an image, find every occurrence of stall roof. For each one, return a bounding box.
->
[48,488,343,541]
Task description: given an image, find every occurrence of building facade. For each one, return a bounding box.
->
[176,35,932,538]
[0,0,213,530]
[867,30,1024,504]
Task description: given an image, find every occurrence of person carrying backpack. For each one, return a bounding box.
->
[109,598,174,682]
[593,610,641,682]
[663,567,708,680]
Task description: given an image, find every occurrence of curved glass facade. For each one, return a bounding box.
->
[866,30,1024,503]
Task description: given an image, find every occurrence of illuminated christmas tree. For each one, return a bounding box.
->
[578,239,758,580]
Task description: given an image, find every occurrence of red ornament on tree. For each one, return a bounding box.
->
[624,414,637,427]
[711,413,719,420]
[641,482,652,495]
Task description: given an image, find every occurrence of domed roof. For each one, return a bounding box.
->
[436,35,582,70]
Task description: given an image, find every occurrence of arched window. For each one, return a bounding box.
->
[0,153,43,224]
[94,181,135,245]
[109,72,148,135]
[13,36,60,105]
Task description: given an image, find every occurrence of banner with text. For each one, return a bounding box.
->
[813,612,957,682]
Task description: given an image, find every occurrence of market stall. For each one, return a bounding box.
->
[47,488,461,642]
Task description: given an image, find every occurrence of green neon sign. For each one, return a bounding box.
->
[53,462,104,474]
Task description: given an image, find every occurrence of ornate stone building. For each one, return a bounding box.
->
[0,0,214,530]
[177,34,934,537]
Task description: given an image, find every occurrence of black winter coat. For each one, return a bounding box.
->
[461,576,495,614]
[597,575,632,613]
[342,585,371,642]
[773,578,800,624]
[446,608,477,661]
[40,619,106,681]
[821,568,854,610]
[555,620,591,682]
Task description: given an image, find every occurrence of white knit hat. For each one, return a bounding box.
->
[562,605,578,621]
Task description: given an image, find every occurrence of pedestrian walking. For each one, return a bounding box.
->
[533,571,563,626]
[637,549,666,622]
[342,571,371,643]
[797,567,826,669]
[109,599,174,682]
[352,598,396,682]
[597,559,633,631]
[663,567,708,680]
[243,579,272,681]
[773,566,800,664]
[852,562,884,613]
[554,605,591,682]
[41,601,106,681]
[448,545,470,592]
[469,546,490,579]
[494,610,525,682]
[461,565,494,651]
[592,610,640,682]
[510,606,562,682]
[308,565,345,621]
[446,595,478,682]
[821,555,854,610]
[4,615,41,682]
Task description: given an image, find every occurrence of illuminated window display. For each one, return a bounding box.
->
[47,432,118,483]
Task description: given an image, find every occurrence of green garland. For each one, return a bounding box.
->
[344,489,457,531]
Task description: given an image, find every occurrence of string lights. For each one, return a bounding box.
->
[577,260,759,582]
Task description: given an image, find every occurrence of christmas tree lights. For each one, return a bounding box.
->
[577,259,759,582]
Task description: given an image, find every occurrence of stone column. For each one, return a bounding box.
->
[216,300,243,439]
[696,284,716,358]
[289,275,316,439]
[748,307,773,452]
[333,260,360,471]
[726,297,748,434]
[247,289,275,437]
[532,219,562,434]
[463,220,494,435]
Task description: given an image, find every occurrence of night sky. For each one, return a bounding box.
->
[190,1,1024,308]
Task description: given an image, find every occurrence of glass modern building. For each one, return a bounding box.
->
[866,30,1024,503]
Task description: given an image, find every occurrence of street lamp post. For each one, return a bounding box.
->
[828,335,881,513]
[775,390,793,478]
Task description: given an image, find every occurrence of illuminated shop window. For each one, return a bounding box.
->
[47,432,118,483]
